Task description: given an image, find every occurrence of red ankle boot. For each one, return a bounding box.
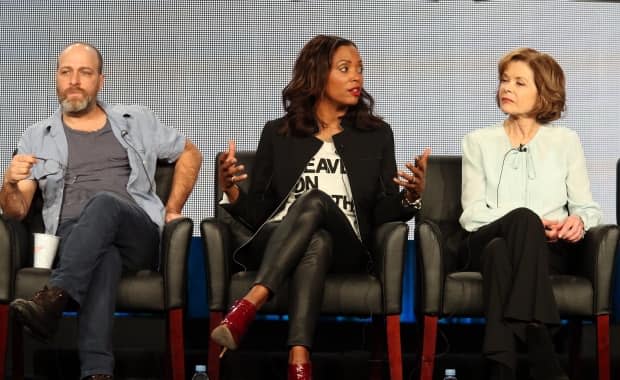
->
[210,299,257,350]
[288,362,312,380]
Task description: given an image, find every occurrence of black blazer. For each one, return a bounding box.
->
[223,117,416,247]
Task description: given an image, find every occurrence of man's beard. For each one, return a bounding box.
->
[59,95,93,114]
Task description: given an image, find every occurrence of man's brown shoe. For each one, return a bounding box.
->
[10,285,69,342]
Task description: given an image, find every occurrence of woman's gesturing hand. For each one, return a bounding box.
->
[394,148,431,202]
[218,140,247,203]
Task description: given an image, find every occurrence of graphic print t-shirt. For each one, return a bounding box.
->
[270,141,360,239]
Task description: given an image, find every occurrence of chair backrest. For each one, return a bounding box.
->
[24,161,175,234]
[418,155,463,224]
[153,160,176,204]
[417,155,465,269]
[212,151,256,255]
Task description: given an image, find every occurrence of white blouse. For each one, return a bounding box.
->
[459,123,601,232]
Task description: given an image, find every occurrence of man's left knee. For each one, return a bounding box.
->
[80,192,126,219]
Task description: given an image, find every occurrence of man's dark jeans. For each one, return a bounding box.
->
[50,191,159,378]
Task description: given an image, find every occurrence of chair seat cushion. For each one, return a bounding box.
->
[442,272,594,317]
[229,271,385,315]
[443,272,484,315]
[15,268,165,312]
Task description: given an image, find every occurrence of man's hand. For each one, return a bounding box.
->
[218,140,247,203]
[4,154,37,185]
[0,154,38,220]
[394,148,431,202]
[165,211,184,223]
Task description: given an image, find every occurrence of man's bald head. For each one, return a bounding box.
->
[57,42,103,74]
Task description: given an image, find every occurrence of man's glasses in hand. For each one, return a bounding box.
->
[34,157,78,184]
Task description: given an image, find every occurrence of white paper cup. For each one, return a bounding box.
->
[33,233,60,269]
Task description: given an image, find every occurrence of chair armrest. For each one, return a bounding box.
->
[201,217,233,311]
[578,224,619,314]
[0,216,31,302]
[371,221,408,315]
[415,219,447,315]
[160,216,193,309]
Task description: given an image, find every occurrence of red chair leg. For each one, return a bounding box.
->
[386,315,403,380]
[208,311,223,380]
[568,320,582,380]
[0,304,8,380]
[168,308,185,380]
[596,314,610,380]
[420,315,438,380]
[0,305,22,380]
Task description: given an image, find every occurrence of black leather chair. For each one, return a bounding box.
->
[0,161,193,380]
[415,155,619,380]
[201,151,409,380]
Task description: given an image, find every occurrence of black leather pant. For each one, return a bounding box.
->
[461,207,579,369]
[250,189,368,348]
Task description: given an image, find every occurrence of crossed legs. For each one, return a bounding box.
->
[465,207,568,379]
[212,189,368,377]
[11,192,159,379]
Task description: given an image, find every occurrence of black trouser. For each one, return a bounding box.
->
[248,189,369,348]
[460,207,579,369]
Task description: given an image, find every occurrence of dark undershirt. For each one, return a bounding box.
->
[60,120,133,222]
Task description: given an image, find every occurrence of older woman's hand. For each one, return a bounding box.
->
[558,215,585,243]
[542,219,561,242]
[394,148,431,202]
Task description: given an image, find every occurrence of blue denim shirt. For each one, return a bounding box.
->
[18,101,186,234]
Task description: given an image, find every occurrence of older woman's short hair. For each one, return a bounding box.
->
[496,48,565,124]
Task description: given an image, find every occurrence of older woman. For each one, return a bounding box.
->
[459,48,601,380]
